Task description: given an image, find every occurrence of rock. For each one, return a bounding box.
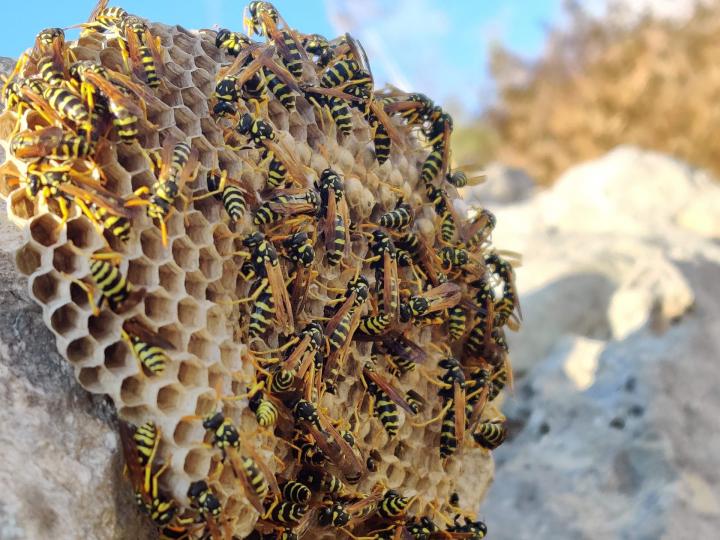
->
[480,147,720,539]
[0,202,153,539]
[461,161,536,206]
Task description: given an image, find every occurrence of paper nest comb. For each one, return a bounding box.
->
[0,5,512,539]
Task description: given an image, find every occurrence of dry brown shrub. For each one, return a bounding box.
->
[489,0,720,184]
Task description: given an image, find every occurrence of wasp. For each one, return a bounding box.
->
[68,60,156,142]
[280,231,315,268]
[447,305,467,341]
[377,489,411,520]
[279,479,311,505]
[464,209,497,253]
[118,421,177,526]
[230,110,308,185]
[254,189,320,226]
[239,231,294,334]
[3,160,130,244]
[10,126,93,161]
[356,313,392,337]
[381,90,440,126]
[322,275,370,384]
[248,386,279,428]
[265,500,307,526]
[368,111,391,165]
[297,467,345,496]
[414,355,469,459]
[315,168,350,267]
[378,200,413,231]
[367,229,399,319]
[126,139,198,246]
[121,319,174,376]
[187,480,222,520]
[446,167,485,188]
[446,516,488,538]
[301,33,333,66]
[244,2,309,81]
[361,361,416,438]
[73,253,144,316]
[485,253,521,329]
[398,282,462,324]
[194,168,253,223]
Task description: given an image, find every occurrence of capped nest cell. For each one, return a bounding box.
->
[0,2,518,539]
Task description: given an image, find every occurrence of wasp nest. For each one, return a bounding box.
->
[0,2,516,538]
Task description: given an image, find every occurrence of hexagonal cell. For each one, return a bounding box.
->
[98,47,125,73]
[172,106,201,137]
[66,216,101,250]
[127,257,158,288]
[220,341,241,371]
[178,360,206,387]
[184,211,211,245]
[104,340,132,372]
[205,305,226,337]
[139,228,166,262]
[177,296,201,328]
[147,108,176,132]
[158,261,183,295]
[184,271,206,300]
[165,210,186,243]
[67,336,96,365]
[15,243,42,276]
[69,280,93,310]
[198,247,221,281]
[117,405,152,427]
[180,86,207,113]
[0,158,20,197]
[188,331,212,362]
[158,323,186,350]
[190,68,213,96]
[170,32,198,57]
[183,447,212,478]
[120,375,146,406]
[129,169,155,194]
[144,291,175,325]
[158,87,183,108]
[52,244,80,274]
[157,383,183,414]
[28,213,61,247]
[78,366,104,393]
[50,303,81,336]
[200,118,223,147]
[172,236,199,272]
[31,271,62,304]
[116,144,150,174]
[173,417,205,447]
[193,390,218,417]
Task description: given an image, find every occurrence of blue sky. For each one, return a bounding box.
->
[0,0,564,115]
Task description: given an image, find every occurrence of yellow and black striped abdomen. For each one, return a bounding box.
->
[327,95,352,135]
[221,185,247,222]
[373,392,399,437]
[248,278,276,337]
[279,30,303,78]
[472,421,507,450]
[138,45,160,88]
[439,403,458,458]
[90,259,131,310]
[448,305,467,341]
[240,455,269,499]
[321,59,359,88]
[327,308,354,354]
[44,86,90,125]
[130,336,168,375]
[281,480,311,505]
[356,313,391,337]
[268,501,307,525]
[326,215,346,266]
[264,69,296,111]
[421,148,443,186]
[133,421,158,466]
